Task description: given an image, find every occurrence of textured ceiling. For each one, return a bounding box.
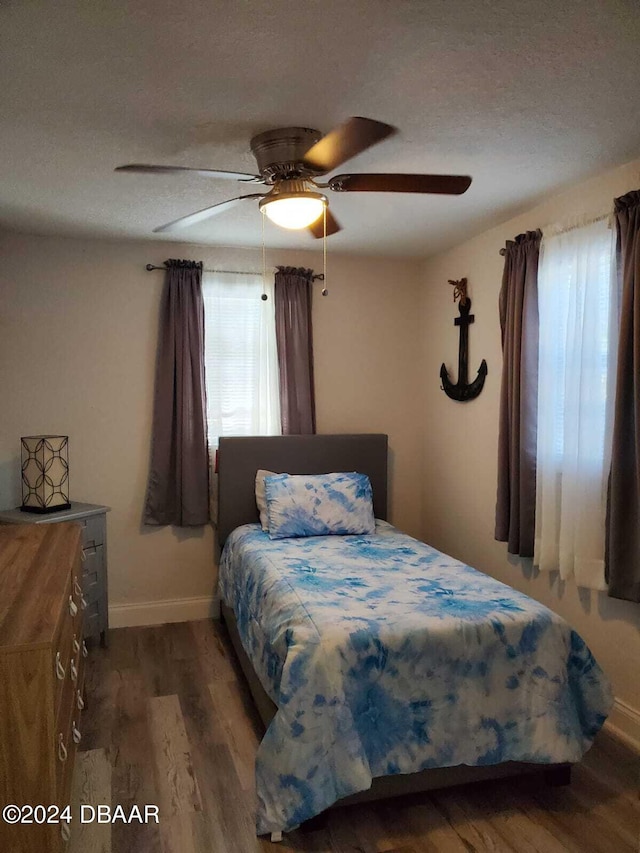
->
[1,0,639,258]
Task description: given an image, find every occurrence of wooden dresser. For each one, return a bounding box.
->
[0,502,110,646]
[0,523,87,852]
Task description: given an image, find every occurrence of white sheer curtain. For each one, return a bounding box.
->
[534,217,618,589]
[203,271,281,520]
[203,271,281,441]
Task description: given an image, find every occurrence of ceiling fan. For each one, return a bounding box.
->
[115,117,472,238]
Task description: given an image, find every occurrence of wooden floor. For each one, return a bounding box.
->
[71,620,640,853]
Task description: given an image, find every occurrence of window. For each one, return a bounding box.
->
[203,272,281,448]
[534,218,618,588]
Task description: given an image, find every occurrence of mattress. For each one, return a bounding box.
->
[218,520,612,834]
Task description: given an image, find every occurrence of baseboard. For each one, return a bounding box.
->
[604,698,640,753]
[109,594,219,628]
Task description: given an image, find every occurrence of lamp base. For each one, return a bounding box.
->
[20,503,72,514]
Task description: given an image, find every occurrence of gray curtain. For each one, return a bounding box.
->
[143,259,210,526]
[606,190,640,602]
[495,230,542,557]
[274,266,316,435]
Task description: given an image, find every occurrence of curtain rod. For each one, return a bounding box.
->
[541,211,612,238]
[145,263,324,280]
[498,211,612,254]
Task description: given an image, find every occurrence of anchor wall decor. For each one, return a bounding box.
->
[440,278,487,402]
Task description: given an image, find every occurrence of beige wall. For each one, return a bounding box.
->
[419,157,640,717]
[0,233,422,618]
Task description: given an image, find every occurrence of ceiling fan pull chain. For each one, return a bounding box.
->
[322,205,328,296]
[261,210,268,301]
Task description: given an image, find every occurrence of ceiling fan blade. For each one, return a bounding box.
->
[153,194,266,233]
[115,164,262,182]
[302,117,396,174]
[307,208,342,239]
[329,173,472,195]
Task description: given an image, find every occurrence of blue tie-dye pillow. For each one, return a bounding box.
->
[264,472,376,539]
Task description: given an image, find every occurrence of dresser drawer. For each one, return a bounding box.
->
[65,650,86,807]
[82,544,104,604]
[54,626,85,738]
[52,573,74,716]
[83,598,104,639]
[79,514,105,550]
[55,642,86,809]
[53,567,84,719]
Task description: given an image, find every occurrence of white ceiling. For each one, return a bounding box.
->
[1,0,639,258]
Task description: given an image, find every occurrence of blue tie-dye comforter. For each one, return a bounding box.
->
[218,521,612,835]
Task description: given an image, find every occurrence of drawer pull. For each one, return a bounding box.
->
[76,690,85,711]
[69,596,78,618]
[55,652,66,681]
[73,636,80,655]
[70,658,78,683]
[81,595,88,611]
[61,820,71,842]
[72,722,82,744]
[82,640,88,658]
[74,578,83,596]
[58,733,68,762]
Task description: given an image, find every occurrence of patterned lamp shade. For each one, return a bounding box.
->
[21,436,71,513]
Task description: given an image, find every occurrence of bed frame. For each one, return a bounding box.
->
[216,434,571,828]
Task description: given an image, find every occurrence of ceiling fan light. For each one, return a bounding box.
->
[260,193,326,230]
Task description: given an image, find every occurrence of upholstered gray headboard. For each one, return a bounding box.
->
[217,434,388,545]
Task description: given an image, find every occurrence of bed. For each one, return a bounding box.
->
[217,434,612,838]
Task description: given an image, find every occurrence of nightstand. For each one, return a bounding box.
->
[0,502,110,646]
